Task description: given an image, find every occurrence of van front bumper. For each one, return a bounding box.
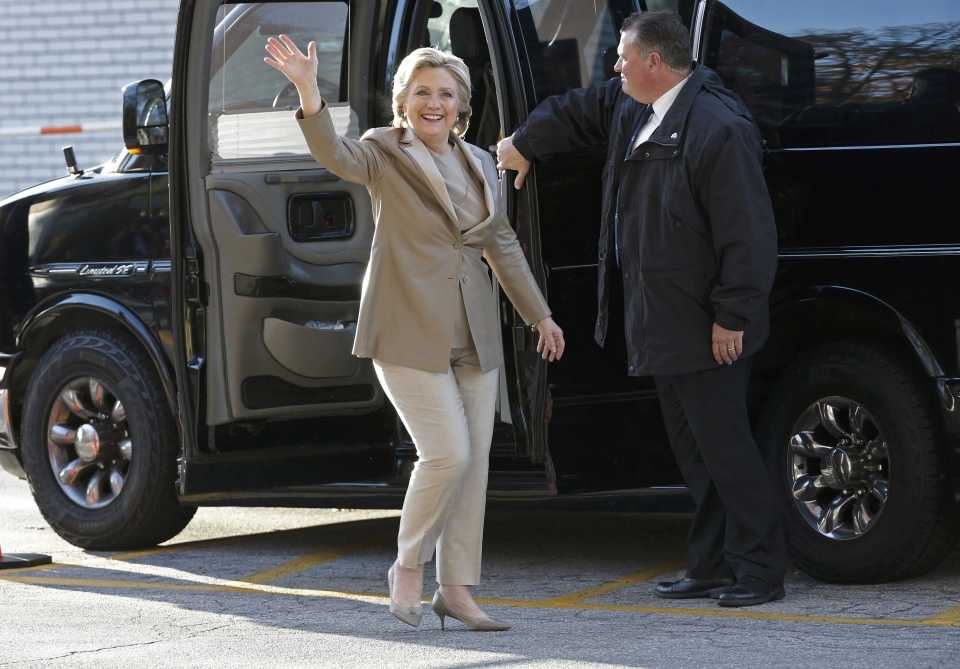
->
[0,378,13,451]
[0,382,25,478]
[1,352,19,450]
[0,448,24,478]
[936,378,960,504]
[0,354,17,450]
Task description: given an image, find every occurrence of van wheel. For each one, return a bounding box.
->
[20,330,196,549]
[758,342,959,583]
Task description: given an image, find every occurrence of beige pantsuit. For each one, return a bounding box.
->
[296,103,551,587]
[375,349,497,585]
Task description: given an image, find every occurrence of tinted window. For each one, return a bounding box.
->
[515,0,639,103]
[427,0,480,50]
[424,1,502,146]
[705,0,960,147]
[208,1,356,161]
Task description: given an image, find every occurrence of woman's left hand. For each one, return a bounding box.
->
[535,317,565,362]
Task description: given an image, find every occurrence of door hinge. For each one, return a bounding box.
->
[183,257,207,304]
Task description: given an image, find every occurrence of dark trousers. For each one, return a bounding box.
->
[654,363,786,585]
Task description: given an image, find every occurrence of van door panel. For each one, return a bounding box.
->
[181,0,385,432]
[202,170,379,423]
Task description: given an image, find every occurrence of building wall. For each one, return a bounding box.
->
[0,1,179,199]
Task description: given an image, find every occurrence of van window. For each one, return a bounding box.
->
[426,0,480,50]
[706,1,960,148]
[208,1,357,161]
[515,0,639,103]
[422,1,501,146]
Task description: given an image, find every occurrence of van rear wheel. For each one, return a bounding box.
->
[759,342,959,583]
[20,330,195,549]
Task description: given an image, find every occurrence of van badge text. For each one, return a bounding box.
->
[78,264,136,277]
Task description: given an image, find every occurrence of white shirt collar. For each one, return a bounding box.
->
[650,73,691,123]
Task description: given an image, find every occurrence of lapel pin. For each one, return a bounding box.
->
[670,132,679,140]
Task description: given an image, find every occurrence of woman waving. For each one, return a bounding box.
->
[265,36,564,631]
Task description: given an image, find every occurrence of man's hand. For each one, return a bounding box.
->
[496,135,531,190]
[712,323,743,365]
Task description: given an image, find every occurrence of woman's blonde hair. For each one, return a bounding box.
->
[392,47,473,137]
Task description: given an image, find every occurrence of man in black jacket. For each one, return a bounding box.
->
[497,11,785,607]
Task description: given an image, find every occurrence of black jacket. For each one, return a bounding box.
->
[513,65,777,376]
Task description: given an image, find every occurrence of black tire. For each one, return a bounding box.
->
[758,342,960,583]
[20,329,196,549]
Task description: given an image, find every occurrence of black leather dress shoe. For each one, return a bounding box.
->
[709,585,737,599]
[655,577,735,599]
[716,578,785,607]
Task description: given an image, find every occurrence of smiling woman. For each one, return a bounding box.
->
[263,36,564,631]
[390,47,474,150]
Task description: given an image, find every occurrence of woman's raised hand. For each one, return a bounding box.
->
[264,34,321,115]
[534,316,565,362]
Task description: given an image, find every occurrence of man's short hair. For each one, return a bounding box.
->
[621,11,691,72]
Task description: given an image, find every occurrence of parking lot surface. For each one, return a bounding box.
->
[1,474,958,669]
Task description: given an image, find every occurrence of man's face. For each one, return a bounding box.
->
[614,31,655,103]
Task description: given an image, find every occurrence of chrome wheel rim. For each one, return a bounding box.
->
[46,377,132,509]
[788,396,890,541]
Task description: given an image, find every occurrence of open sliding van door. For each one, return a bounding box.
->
[173,0,394,497]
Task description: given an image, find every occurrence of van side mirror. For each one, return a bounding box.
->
[122,79,168,155]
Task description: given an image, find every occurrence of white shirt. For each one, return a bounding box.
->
[632,74,691,151]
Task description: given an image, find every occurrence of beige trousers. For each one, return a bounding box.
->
[373,348,499,585]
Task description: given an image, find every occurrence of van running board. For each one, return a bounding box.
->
[487,465,555,495]
[180,486,691,511]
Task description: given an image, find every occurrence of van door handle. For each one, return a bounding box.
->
[287,193,355,242]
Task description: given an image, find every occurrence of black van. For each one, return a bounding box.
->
[1,0,958,583]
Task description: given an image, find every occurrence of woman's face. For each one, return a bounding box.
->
[402,66,461,146]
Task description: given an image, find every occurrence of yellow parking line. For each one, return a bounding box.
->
[0,573,387,604]
[240,547,360,585]
[0,575,250,592]
[0,561,63,575]
[0,547,363,589]
[537,559,685,606]
[3,571,959,628]
[477,597,960,628]
[104,517,397,562]
[104,535,257,561]
[923,604,960,626]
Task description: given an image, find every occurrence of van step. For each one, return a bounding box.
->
[488,467,554,494]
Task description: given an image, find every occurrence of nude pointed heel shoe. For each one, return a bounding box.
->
[387,563,422,627]
[432,591,511,632]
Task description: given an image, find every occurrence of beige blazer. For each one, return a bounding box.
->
[297,104,551,373]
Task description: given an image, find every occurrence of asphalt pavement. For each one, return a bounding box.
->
[1,473,958,668]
